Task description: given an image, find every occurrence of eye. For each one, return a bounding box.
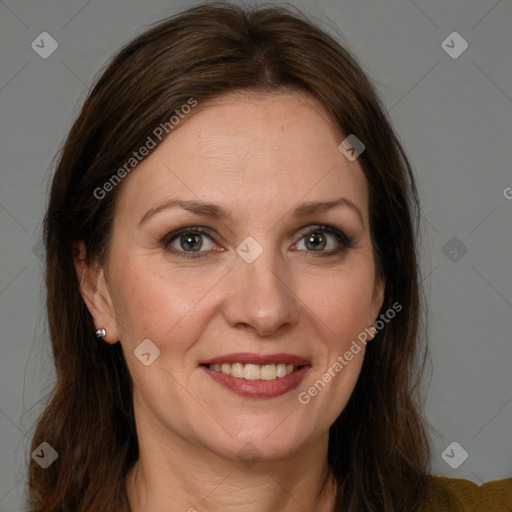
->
[293,224,353,256]
[162,227,221,259]
[161,224,353,260]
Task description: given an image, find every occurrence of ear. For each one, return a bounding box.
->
[73,240,119,344]
[368,272,386,341]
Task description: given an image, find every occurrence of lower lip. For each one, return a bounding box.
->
[201,365,311,399]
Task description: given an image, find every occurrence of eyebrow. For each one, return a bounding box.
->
[138,197,364,227]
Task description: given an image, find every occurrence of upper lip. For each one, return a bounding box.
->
[201,352,311,366]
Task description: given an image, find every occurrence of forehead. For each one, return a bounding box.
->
[114,90,369,225]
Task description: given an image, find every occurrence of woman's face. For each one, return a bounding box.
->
[82,91,384,463]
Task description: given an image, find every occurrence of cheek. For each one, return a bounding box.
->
[299,262,376,341]
[294,259,374,414]
[110,256,222,353]
[297,342,365,434]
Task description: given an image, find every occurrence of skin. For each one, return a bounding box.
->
[75,90,385,512]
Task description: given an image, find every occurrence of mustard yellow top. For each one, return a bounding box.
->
[423,476,512,511]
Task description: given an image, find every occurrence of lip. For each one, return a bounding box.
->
[200,352,311,366]
[201,364,311,399]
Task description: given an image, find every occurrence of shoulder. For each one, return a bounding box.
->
[423,475,512,512]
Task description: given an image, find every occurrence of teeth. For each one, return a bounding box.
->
[207,362,299,380]
[261,364,276,380]
[276,363,287,378]
[243,363,260,380]
[231,363,243,378]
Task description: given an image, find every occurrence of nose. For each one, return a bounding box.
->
[222,248,301,337]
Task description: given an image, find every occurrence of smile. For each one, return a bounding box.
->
[200,352,311,399]
[206,362,299,380]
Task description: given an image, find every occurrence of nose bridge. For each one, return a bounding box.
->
[224,238,300,335]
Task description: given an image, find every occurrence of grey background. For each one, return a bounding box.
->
[1,0,511,510]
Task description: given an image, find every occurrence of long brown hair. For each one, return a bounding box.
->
[28,2,430,510]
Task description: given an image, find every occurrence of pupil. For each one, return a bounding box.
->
[307,232,325,251]
[181,234,202,251]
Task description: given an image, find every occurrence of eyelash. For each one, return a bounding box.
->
[161,224,354,260]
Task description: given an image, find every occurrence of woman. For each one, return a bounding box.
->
[27,2,511,511]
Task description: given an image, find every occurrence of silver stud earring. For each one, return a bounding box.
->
[95,328,107,338]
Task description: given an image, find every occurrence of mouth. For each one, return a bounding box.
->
[200,353,311,399]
